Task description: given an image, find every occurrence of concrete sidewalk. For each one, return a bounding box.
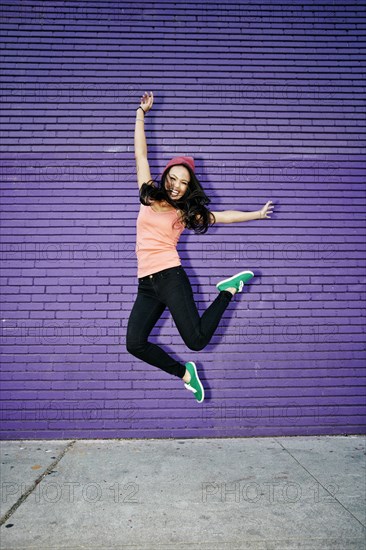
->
[0,435,365,549]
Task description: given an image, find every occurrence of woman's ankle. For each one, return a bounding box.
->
[182,368,191,383]
[225,286,237,295]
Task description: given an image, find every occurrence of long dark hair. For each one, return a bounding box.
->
[139,165,216,234]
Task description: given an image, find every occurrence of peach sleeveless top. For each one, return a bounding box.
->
[135,203,186,278]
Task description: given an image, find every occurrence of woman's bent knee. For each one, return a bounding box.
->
[185,338,206,352]
[126,338,146,357]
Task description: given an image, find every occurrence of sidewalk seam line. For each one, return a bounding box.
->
[0,440,76,527]
[273,437,366,529]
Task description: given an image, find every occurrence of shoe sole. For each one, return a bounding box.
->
[185,361,205,403]
[216,270,255,289]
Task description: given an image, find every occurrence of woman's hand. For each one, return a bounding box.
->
[138,91,154,114]
[259,201,274,219]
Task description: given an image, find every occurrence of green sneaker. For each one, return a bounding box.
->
[184,361,204,403]
[216,270,254,293]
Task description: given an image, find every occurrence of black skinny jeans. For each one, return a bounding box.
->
[126,265,233,378]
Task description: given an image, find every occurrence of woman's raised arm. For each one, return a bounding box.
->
[134,91,154,189]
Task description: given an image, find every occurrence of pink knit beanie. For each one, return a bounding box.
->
[161,156,195,175]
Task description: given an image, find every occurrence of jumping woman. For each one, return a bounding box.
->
[126,91,274,403]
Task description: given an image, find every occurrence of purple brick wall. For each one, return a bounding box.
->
[1,1,365,439]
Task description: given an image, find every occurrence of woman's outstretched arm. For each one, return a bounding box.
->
[210,201,274,223]
[134,91,154,189]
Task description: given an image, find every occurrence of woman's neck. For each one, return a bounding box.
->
[151,199,176,212]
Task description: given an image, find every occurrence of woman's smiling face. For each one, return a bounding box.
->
[164,165,190,200]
